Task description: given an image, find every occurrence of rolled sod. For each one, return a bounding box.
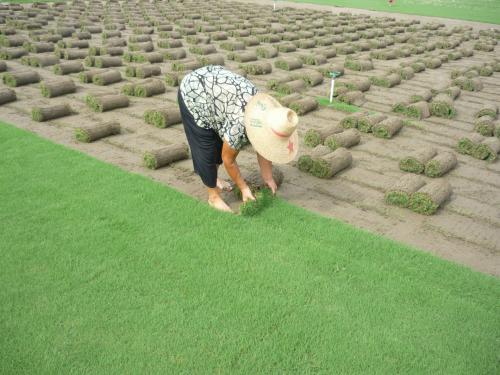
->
[409,180,452,215]
[475,104,498,119]
[338,77,370,92]
[239,62,272,75]
[29,54,59,67]
[310,147,352,179]
[164,72,186,87]
[289,97,318,115]
[480,65,493,77]
[457,133,484,156]
[189,44,216,55]
[143,143,189,169]
[399,66,415,80]
[31,104,72,122]
[344,58,373,71]
[0,61,6,72]
[75,121,120,143]
[430,94,456,118]
[2,71,40,87]
[453,76,483,92]
[84,56,96,67]
[95,56,122,68]
[0,47,27,60]
[53,61,83,75]
[139,52,164,64]
[256,46,278,58]
[134,79,165,97]
[392,101,410,114]
[425,152,457,177]
[278,93,302,107]
[324,128,360,150]
[406,101,431,119]
[92,70,122,85]
[400,147,437,174]
[228,51,257,63]
[239,188,274,217]
[444,86,461,100]
[0,88,16,105]
[297,155,313,172]
[311,145,332,158]
[370,73,401,88]
[144,108,182,128]
[121,83,137,96]
[135,65,161,78]
[340,112,366,129]
[79,69,104,83]
[40,78,76,98]
[299,54,327,66]
[304,124,343,147]
[424,58,442,69]
[385,174,426,208]
[475,138,500,162]
[410,62,426,73]
[338,91,365,106]
[172,60,202,72]
[300,70,324,87]
[274,57,303,71]
[163,48,187,60]
[85,94,129,112]
[358,113,386,133]
[197,55,225,67]
[220,41,245,51]
[64,49,88,60]
[125,66,137,77]
[317,64,344,78]
[276,79,305,95]
[474,116,495,137]
[373,117,403,139]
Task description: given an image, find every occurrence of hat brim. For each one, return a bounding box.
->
[244,93,299,164]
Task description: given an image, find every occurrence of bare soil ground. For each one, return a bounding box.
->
[1,0,499,276]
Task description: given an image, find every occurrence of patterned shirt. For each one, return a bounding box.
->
[180,65,258,150]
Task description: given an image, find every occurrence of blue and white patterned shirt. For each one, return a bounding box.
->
[180,65,258,150]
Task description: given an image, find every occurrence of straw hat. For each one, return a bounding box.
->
[244,93,299,164]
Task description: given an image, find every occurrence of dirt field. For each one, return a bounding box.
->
[1,0,499,276]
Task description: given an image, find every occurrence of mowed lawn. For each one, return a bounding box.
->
[290,0,500,24]
[1,122,499,374]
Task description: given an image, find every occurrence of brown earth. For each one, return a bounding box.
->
[1,0,499,276]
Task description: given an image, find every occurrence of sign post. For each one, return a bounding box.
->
[329,71,341,104]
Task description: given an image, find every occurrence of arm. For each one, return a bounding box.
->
[222,141,255,201]
[257,153,277,194]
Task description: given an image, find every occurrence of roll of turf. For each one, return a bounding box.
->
[392,101,410,114]
[0,88,16,105]
[172,60,202,72]
[410,89,433,103]
[134,65,160,79]
[239,62,272,75]
[143,144,189,169]
[385,174,425,208]
[274,57,303,71]
[121,83,137,96]
[163,48,187,60]
[228,51,257,62]
[95,56,122,68]
[40,78,76,97]
[406,101,430,119]
[444,86,461,99]
[31,104,72,122]
[134,79,165,97]
[400,147,437,174]
[425,152,457,177]
[92,70,122,85]
[79,69,104,83]
[324,129,360,150]
[278,93,302,107]
[64,49,87,60]
[453,76,483,91]
[340,112,366,129]
[276,79,305,95]
[410,62,426,73]
[304,123,343,147]
[424,58,441,69]
[85,94,129,112]
[430,94,456,118]
[310,145,332,158]
[256,46,278,58]
[220,41,245,51]
[75,121,120,142]
[53,61,83,75]
[399,66,414,80]
[338,90,365,106]
[0,61,6,72]
[344,58,373,71]
[339,77,371,92]
[197,54,225,66]
[457,133,484,155]
[239,188,274,217]
[475,104,498,119]
[2,71,40,87]
[30,54,59,67]
[300,70,323,86]
[164,71,186,87]
[474,116,495,136]
[102,47,124,56]
[370,73,401,88]
[409,180,452,215]
[373,117,403,139]
[144,108,182,128]
[358,113,386,133]
[310,147,352,179]
[297,155,313,172]
[189,44,216,55]
[125,65,136,77]
[289,97,318,115]
[476,138,500,162]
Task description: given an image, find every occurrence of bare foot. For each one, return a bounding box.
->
[216,178,233,192]
[208,196,233,213]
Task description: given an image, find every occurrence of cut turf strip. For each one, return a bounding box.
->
[409,180,452,215]
[385,174,425,208]
[31,104,73,122]
[75,122,121,143]
[143,144,190,169]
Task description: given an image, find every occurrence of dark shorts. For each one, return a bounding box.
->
[178,89,222,188]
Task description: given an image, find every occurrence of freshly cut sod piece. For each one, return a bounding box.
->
[310,147,352,179]
[400,147,437,174]
[424,58,442,69]
[79,69,104,83]
[0,61,6,72]
[189,44,216,55]
[29,54,59,67]
[75,121,120,143]
[0,47,27,60]
[289,97,318,115]
[385,174,425,208]
[267,77,289,91]
[324,129,360,150]
[344,58,373,71]
[297,155,313,172]
[157,39,182,49]
[134,79,166,97]
[135,65,161,78]
[474,116,495,137]
[40,78,76,98]
[278,93,302,107]
[457,133,484,155]
[392,101,410,114]
[135,52,164,64]
[444,86,461,100]
[164,71,186,87]
[274,57,303,71]
[409,180,452,215]
[337,77,370,92]
[144,108,182,128]
[425,152,457,177]
[220,41,245,51]
[3,71,40,87]
[31,104,72,122]
[64,49,87,60]
[358,113,386,133]
[121,83,137,96]
[373,117,403,139]
[340,112,366,129]
[197,54,225,66]
[406,101,431,119]
[256,46,278,58]
[239,188,274,217]
[53,61,83,75]
[125,65,137,77]
[92,70,122,85]
[317,64,344,78]
[370,73,401,88]
[453,76,483,91]
[475,104,498,119]
[338,90,365,106]
[162,48,187,60]
[299,70,323,87]
[475,138,500,162]
[299,53,326,66]
[85,94,129,112]
[102,47,124,57]
[239,62,272,75]
[430,94,456,118]
[172,60,202,72]
[95,56,122,68]
[304,123,343,148]
[143,143,189,169]
[0,88,16,105]
[276,79,305,95]
[228,51,257,63]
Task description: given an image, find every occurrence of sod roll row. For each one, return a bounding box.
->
[304,123,343,148]
[457,133,500,162]
[75,121,120,143]
[143,143,189,169]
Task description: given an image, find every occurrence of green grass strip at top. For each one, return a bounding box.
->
[288,0,500,24]
[317,96,361,113]
[1,121,499,374]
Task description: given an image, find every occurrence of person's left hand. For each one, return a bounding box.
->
[264,178,278,195]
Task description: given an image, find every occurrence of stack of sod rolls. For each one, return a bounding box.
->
[143,143,190,170]
[144,107,182,128]
[457,133,500,162]
[386,174,452,214]
[473,103,498,137]
[75,121,121,143]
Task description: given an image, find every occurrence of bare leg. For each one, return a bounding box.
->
[215,164,233,192]
[207,187,232,213]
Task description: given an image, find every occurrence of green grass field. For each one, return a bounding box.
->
[291,0,500,24]
[1,122,499,374]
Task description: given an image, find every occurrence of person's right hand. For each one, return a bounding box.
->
[241,186,256,202]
